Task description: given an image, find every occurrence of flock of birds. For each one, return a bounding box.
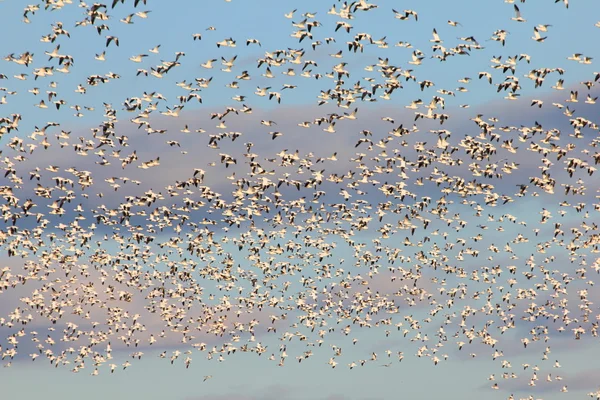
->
[1,0,600,398]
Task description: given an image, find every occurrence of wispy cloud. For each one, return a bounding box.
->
[183,384,379,400]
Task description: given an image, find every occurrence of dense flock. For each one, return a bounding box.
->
[1,0,600,398]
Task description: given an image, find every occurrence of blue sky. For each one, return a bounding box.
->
[1,0,600,399]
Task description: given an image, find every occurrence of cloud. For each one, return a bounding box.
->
[184,385,291,400]
[2,48,600,383]
[183,384,376,400]
[7,78,596,240]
